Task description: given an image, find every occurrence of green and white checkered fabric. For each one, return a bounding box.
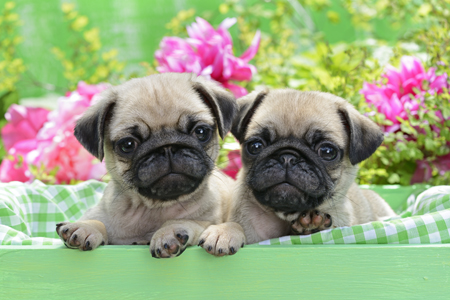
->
[0,180,105,245]
[0,181,449,246]
[260,186,450,245]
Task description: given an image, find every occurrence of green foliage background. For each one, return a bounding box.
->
[0,2,24,160]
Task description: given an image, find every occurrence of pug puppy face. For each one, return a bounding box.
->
[75,72,237,205]
[231,89,383,218]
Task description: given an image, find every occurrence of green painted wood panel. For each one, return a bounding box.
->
[360,184,429,211]
[1,244,449,299]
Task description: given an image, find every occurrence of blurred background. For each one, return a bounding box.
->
[1,0,449,186]
[5,0,414,99]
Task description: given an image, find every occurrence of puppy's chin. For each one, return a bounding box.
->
[138,173,202,200]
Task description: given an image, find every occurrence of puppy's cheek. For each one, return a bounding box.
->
[198,223,246,256]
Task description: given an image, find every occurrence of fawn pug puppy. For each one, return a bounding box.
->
[56,73,237,258]
[198,89,396,256]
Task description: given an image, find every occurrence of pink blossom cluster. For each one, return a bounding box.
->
[155,17,260,97]
[0,82,109,184]
[360,56,450,183]
[360,56,449,133]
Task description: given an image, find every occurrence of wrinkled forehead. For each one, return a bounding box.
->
[108,79,214,140]
[245,92,347,146]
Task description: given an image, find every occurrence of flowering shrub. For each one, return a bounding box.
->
[0,82,108,184]
[359,56,450,185]
[361,56,448,133]
[0,1,25,162]
[155,17,260,97]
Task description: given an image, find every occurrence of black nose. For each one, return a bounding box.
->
[157,145,180,156]
[277,150,300,167]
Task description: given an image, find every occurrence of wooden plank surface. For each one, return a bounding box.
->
[1,244,449,299]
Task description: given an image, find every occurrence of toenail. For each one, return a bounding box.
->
[315,210,319,215]
[164,243,169,249]
[176,233,189,245]
[207,246,212,251]
[241,243,244,248]
[72,234,77,241]
[219,249,223,254]
[156,249,161,255]
[230,247,235,254]
[291,220,295,224]
[325,213,331,219]
[63,228,69,233]
[85,241,92,251]
[101,241,105,246]
[132,242,137,245]
[197,239,205,246]
[56,223,63,227]
[151,250,156,257]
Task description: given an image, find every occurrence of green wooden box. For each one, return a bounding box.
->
[1,185,449,299]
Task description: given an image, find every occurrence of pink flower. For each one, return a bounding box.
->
[0,105,50,182]
[76,81,110,102]
[360,56,449,132]
[155,17,260,97]
[221,150,242,179]
[0,157,30,183]
[361,56,450,184]
[1,105,50,151]
[0,81,109,184]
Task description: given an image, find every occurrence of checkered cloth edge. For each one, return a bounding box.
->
[0,180,105,245]
[0,180,449,246]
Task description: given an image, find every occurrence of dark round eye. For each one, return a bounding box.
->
[117,138,138,154]
[247,140,264,155]
[318,144,338,161]
[194,126,211,142]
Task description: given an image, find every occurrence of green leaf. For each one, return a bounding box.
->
[387,173,400,184]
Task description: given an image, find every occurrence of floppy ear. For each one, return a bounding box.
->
[231,90,268,143]
[338,104,384,165]
[74,89,116,161]
[192,80,237,139]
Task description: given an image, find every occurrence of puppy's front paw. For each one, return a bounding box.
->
[198,222,246,256]
[56,221,106,251]
[150,225,192,258]
[291,210,332,235]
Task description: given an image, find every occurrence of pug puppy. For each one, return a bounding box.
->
[55,73,237,258]
[198,89,396,256]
